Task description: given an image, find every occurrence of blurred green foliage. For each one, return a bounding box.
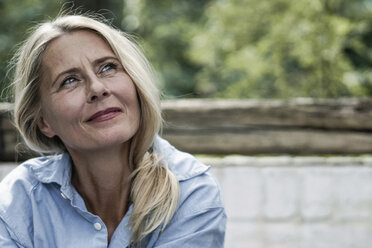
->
[0,0,371,100]
[123,0,213,98]
[0,0,63,101]
[124,0,372,99]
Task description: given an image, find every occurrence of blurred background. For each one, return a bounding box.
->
[1,1,372,248]
[0,0,371,101]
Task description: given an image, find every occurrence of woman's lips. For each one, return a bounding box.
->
[87,107,122,122]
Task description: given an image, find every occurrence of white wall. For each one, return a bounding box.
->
[201,156,372,248]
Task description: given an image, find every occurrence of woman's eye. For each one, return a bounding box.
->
[101,63,117,73]
[61,77,78,86]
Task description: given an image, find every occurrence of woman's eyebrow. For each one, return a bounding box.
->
[52,67,80,87]
[92,56,119,67]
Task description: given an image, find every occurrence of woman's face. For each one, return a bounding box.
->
[37,30,140,153]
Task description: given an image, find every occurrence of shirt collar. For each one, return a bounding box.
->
[29,136,209,186]
[153,136,210,181]
[29,153,72,188]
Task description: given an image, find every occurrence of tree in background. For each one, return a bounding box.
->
[123,0,212,98]
[342,0,372,96]
[124,0,372,98]
[70,0,124,28]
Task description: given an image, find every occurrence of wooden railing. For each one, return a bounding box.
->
[1,98,372,161]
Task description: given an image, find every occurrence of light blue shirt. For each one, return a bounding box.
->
[0,137,226,247]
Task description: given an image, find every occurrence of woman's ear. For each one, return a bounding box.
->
[37,116,56,138]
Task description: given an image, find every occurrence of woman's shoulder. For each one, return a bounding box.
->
[0,158,40,203]
[0,154,71,246]
[0,155,61,193]
[0,155,66,212]
[152,137,226,246]
[0,153,69,207]
[0,156,48,246]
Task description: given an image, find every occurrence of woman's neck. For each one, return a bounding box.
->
[69,144,132,242]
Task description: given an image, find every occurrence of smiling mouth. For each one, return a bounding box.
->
[87,107,122,122]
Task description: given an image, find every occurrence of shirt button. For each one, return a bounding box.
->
[94,222,102,231]
[61,192,67,199]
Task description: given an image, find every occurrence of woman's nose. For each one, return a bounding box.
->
[87,76,111,103]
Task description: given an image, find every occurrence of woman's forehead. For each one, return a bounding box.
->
[43,30,115,63]
[40,30,117,83]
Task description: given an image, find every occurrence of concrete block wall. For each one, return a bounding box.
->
[199,156,372,248]
[2,156,372,248]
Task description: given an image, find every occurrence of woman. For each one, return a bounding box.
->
[0,15,226,247]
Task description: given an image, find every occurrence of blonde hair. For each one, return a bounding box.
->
[11,14,179,245]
